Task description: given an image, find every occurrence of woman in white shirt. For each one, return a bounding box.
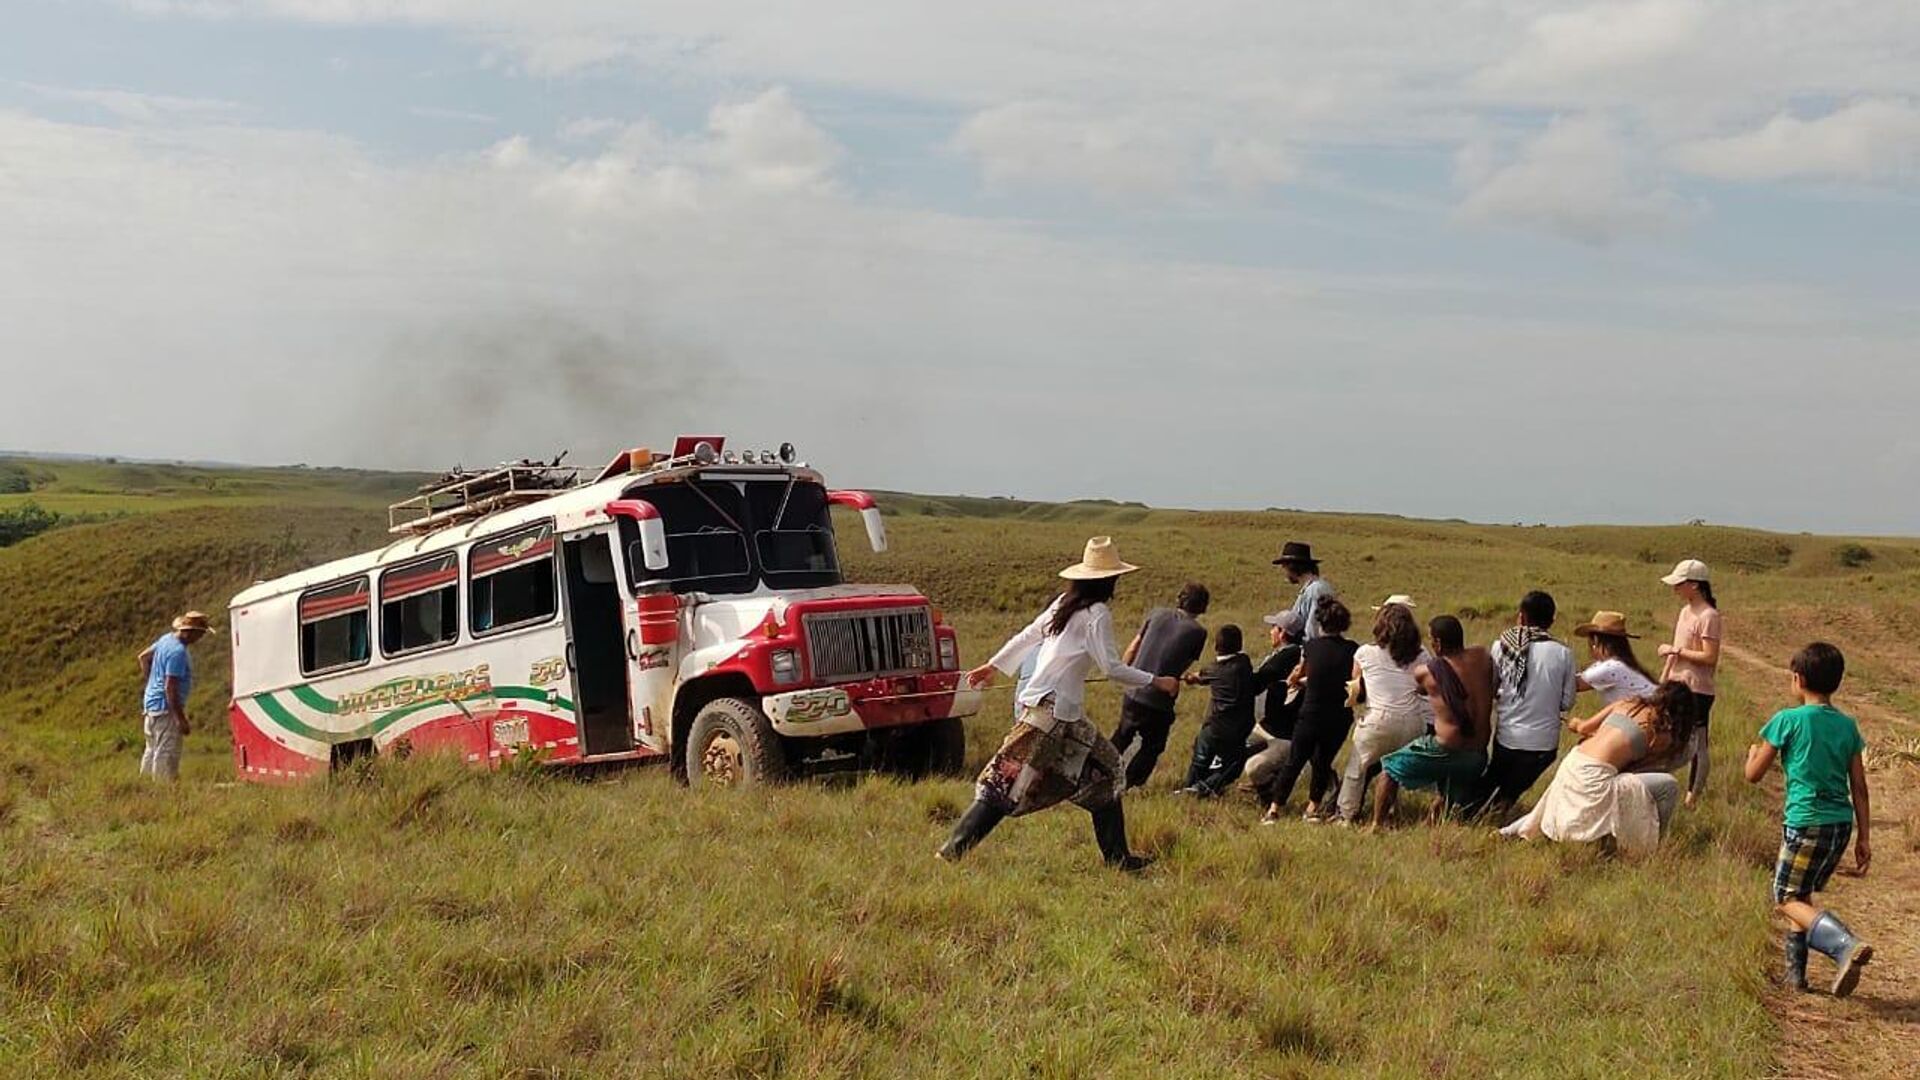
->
[940,537,1178,871]
[1573,611,1658,705]
[1333,602,1433,824]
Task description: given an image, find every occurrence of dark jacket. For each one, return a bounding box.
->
[1252,643,1303,739]
[1193,653,1257,743]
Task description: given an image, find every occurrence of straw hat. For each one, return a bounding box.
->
[1573,611,1640,639]
[1372,594,1417,611]
[1661,559,1711,586]
[1058,536,1140,580]
[172,611,214,633]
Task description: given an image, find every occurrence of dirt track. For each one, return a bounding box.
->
[1721,644,1920,1079]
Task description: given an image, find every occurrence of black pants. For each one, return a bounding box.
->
[1183,726,1251,795]
[1260,712,1352,809]
[1469,743,1558,818]
[1687,693,1716,798]
[1111,699,1176,790]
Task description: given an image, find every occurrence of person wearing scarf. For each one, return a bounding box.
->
[1465,591,1577,823]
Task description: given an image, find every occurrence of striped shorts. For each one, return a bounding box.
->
[1772,821,1853,903]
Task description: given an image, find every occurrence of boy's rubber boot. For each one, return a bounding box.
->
[1807,911,1874,998]
[1091,800,1153,873]
[1784,932,1809,992]
[937,801,1006,863]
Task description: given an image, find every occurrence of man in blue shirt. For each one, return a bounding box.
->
[138,611,212,780]
[1274,541,1336,640]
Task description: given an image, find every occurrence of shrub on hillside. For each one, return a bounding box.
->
[0,503,62,547]
[1836,543,1874,569]
[0,461,53,494]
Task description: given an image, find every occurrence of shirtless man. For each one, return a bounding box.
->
[1371,615,1495,828]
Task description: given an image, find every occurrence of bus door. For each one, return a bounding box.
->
[559,527,635,756]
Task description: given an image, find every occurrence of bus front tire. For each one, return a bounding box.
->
[685,698,788,789]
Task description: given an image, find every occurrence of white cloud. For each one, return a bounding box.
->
[951,102,1190,198]
[703,88,843,192]
[1210,137,1297,191]
[1455,114,1692,244]
[558,117,623,143]
[408,105,497,124]
[1671,98,1920,183]
[1474,0,1708,95]
[19,81,243,123]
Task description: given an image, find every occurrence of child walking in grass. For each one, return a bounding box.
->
[1743,642,1875,997]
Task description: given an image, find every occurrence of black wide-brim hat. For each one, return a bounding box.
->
[1272,541,1319,568]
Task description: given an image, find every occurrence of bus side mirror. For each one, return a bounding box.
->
[828,490,888,554]
[605,500,670,571]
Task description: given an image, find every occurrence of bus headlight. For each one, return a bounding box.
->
[937,636,958,671]
[771,649,801,685]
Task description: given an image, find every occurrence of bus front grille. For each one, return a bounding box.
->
[803,607,935,682]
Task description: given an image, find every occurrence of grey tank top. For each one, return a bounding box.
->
[1603,711,1649,758]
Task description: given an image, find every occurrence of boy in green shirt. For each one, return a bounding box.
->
[1743,642,1874,997]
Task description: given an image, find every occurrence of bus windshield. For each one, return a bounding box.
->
[621,477,842,595]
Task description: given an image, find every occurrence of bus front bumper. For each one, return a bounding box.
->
[762,672,982,737]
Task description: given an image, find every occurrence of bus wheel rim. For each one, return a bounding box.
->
[702,733,744,785]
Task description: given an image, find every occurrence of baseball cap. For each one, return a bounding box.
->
[1660,559,1711,586]
[1262,610,1307,637]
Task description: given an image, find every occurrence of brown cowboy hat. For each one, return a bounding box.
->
[172,611,215,633]
[1572,611,1640,639]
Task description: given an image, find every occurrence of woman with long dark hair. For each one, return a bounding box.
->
[1332,600,1432,824]
[1658,559,1723,808]
[941,537,1178,871]
[1502,681,1698,855]
[1573,610,1657,705]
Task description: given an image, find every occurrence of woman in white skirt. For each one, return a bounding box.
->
[1502,682,1697,856]
[940,537,1178,871]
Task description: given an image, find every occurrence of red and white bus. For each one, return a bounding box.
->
[227,438,980,786]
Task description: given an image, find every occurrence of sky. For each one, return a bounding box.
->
[3,1,1919,535]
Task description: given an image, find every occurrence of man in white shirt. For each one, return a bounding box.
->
[1468,590,1578,822]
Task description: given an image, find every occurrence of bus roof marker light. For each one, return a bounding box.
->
[692,441,719,465]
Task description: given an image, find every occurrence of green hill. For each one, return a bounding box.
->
[3,456,1915,1076]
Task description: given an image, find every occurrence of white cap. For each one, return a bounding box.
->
[1661,559,1711,586]
[1372,594,1417,611]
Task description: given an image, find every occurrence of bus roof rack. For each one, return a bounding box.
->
[389,456,583,535]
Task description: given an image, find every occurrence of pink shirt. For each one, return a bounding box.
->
[1666,604,1723,696]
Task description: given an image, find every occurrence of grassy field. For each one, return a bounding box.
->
[3,457,1917,1077]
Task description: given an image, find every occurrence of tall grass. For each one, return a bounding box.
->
[5,459,1914,1076]
[0,741,1778,1077]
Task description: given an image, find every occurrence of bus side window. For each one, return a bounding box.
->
[381,553,460,657]
[470,523,558,636]
[299,578,371,675]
